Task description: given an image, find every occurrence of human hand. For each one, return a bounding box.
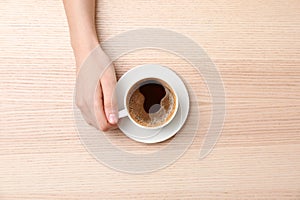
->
[63,0,118,130]
[75,45,119,131]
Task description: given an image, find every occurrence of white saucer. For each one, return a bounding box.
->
[116,64,189,143]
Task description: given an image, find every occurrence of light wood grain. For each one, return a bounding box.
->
[0,0,300,199]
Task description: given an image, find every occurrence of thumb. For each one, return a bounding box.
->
[101,64,119,125]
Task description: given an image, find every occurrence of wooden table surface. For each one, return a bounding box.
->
[1,0,300,199]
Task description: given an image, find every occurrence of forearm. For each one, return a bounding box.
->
[63,0,99,69]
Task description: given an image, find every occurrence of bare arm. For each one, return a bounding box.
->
[63,0,99,68]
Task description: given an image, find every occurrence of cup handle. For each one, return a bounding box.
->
[118,109,128,119]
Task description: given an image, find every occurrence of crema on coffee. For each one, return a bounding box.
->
[127,79,177,128]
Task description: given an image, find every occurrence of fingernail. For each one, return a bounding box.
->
[108,113,118,124]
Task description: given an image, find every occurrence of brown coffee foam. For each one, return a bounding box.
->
[128,90,150,125]
[128,85,176,127]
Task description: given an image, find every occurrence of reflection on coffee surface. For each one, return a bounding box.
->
[139,83,166,113]
[128,79,177,127]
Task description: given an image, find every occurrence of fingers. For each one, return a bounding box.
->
[101,64,119,125]
[93,82,117,131]
[75,45,119,131]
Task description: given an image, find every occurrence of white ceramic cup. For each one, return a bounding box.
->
[118,78,178,130]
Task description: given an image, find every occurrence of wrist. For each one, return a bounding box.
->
[71,32,100,68]
[71,30,99,51]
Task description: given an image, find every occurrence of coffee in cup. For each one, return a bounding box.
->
[124,78,178,129]
[126,78,177,128]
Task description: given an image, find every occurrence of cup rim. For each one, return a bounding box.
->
[123,77,178,130]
